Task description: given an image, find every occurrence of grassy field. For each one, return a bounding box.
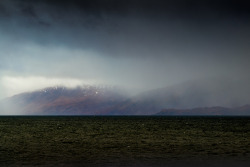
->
[0,116,249,166]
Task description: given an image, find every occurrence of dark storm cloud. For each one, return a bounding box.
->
[1,0,250,101]
[2,0,250,23]
[1,0,250,53]
[1,0,250,69]
[10,0,250,18]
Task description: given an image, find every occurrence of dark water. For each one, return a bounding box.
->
[0,116,249,166]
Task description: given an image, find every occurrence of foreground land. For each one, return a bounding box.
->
[0,116,249,167]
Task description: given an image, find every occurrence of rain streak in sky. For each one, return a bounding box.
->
[0,0,250,99]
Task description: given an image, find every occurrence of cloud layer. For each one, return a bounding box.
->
[1,0,250,100]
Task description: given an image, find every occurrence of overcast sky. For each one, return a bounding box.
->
[1,0,250,99]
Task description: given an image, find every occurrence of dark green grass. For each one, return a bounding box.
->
[0,116,249,166]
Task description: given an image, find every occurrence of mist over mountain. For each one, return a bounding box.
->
[0,85,128,115]
[138,77,250,108]
[1,78,250,115]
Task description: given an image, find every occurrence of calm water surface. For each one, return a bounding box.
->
[0,116,249,166]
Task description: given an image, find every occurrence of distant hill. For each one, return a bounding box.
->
[156,105,250,115]
[1,78,250,115]
[108,78,250,115]
[1,86,128,115]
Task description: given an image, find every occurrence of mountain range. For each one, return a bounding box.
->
[0,86,127,115]
[1,79,250,115]
[157,105,250,115]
